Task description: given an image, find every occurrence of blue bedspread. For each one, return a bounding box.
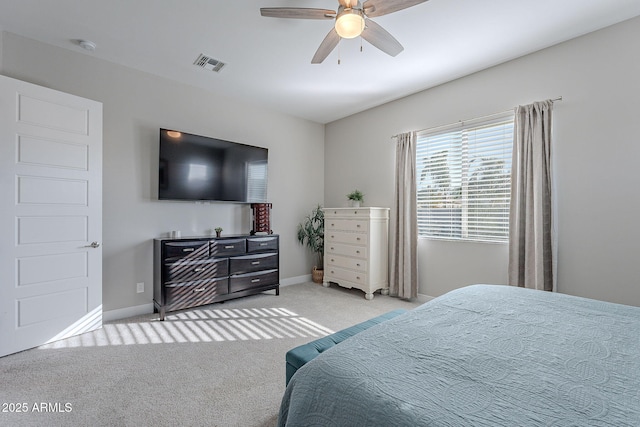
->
[277,285,640,426]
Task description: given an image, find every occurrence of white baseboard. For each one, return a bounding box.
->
[103,303,154,322]
[280,274,312,287]
[103,285,432,321]
[103,276,312,322]
[416,293,435,304]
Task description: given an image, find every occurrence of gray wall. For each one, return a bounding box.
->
[1,32,325,315]
[325,16,640,306]
[3,15,639,313]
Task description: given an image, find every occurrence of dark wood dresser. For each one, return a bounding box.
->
[153,234,279,320]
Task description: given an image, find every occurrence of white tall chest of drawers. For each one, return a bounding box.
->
[323,207,390,300]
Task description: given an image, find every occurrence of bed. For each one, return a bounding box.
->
[277,285,640,426]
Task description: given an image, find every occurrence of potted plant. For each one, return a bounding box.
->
[214,227,222,238]
[297,205,324,284]
[347,189,364,207]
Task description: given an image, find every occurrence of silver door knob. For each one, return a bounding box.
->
[85,241,101,248]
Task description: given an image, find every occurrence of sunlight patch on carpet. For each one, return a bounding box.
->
[37,308,335,349]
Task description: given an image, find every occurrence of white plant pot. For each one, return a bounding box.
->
[350,200,361,208]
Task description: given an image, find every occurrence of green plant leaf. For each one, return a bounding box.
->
[296,204,324,266]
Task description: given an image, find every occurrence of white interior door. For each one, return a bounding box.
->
[0,75,102,357]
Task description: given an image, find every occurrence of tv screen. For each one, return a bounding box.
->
[158,129,268,203]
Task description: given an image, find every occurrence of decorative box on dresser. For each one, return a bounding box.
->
[153,234,279,320]
[323,208,390,300]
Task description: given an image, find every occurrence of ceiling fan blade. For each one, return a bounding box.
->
[361,19,404,57]
[311,28,341,64]
[363,0,428,18]
[260,8,335,19]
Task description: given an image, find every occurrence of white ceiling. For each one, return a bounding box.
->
[1,0,639,124]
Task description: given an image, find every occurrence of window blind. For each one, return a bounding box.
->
[247,161,268,202]
[416,112,514,242]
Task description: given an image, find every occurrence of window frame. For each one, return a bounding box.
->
[416,111,515,243]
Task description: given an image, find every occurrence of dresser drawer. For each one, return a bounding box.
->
[326,255,368,272]
[229,253,278,275]
[326,266,368,286]
[229,269,279,293]
[325,218,369,233]
[325,231,368,246]
[210,238,246,257]
[165,278,229,309]
[164,241,210,260]
[325,209,373,218]
[247,236,278,253]
[165,258,228,283]
[326,242,368,259]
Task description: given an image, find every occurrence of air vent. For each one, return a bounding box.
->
[194,54,226,72]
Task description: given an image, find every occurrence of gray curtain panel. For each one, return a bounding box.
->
[390,131,418,299]
[509,100,555,291]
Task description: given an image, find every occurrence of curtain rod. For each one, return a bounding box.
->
[391,96,563,139]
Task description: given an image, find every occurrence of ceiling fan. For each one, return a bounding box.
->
[260,0,428,64]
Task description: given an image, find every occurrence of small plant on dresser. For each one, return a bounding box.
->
[347,189,364,207]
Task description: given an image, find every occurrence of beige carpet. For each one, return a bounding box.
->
[0,283,421,427]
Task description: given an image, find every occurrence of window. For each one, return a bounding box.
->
[246,161,268,202]
[416,112,514,243]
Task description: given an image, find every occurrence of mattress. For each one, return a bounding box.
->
[277,285,640,426]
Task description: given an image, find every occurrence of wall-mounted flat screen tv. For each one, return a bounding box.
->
[158,128,268,203]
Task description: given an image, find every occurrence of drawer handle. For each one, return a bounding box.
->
[356,250,360,254]
[331,247,335,250]
[356,276,361,280]
[331,235,335,238]
[331,223,335,226]
[194,268,205,272]
[259,243,268,246]
[224,245,235,249]
[356,237,361,241]
[331,259,335,262]
[356,263,361,267]
[251,261,261,265]
[193,287,206,292]
[331,270,335,274]
[183,248,195,252]
[251,278,261,283]
[356,224,361,228]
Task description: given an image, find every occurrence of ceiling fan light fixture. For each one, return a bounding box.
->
[335,8,364,39]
